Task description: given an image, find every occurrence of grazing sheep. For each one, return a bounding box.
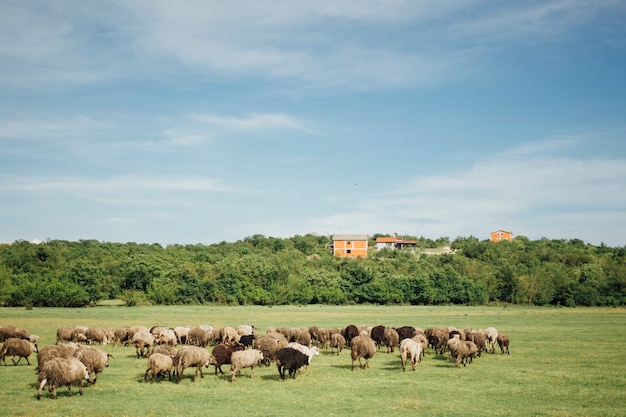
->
[289,327,312,347]
[152,344,177,357]
[209,343,244,375]
[308,326,322,346]
[230,349,263,382]
[400,338,422,372]
[275,347,309,380]
[145,353,175,382]
[132,331,155,358]
[341,325,359,345]
[173,346,211,382]
[219,326,240,345]
[74,346,111,384]
[239,334,255,349]
[370,325,386,350]
[157,328,178,346]
[37,357,90,400]
[286,342,319,374]
[187,327,213,348]
[86,327,110,345]
[0,338,38,366]
[383,327,399,353]
[0,325,31,342]
[395,326,416,341]
[447,337,469,368]
[316,328,330,349]
[497,334,510,355]
[330,333,346,355]
[174,326,192,345]
[70,326,89,344]
[350,334,376,371]
[57,326,77,344]
[467,330,487,357]
[113,327,131,346]
[256,334,288,366]
[36,343,80,371]
[464,341,478,364]
[236,325,256,337]
[150,326,169,337]
[485,327,498,353]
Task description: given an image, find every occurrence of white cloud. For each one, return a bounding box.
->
[188,112,317,134]
[0,174,224,193]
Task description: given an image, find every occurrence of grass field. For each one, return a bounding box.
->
[1,304,625,417]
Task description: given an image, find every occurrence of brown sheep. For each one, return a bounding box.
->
[86,327,110,345]
[56,326,76,344]
[73,346,111,384]
[0,338,38,366]
[187,327,213,347]
[256,334,288,365]
[0,325,31,342]
[497,334,510,355]
[209,343,244,375]
[152,344,178,357]
[36,343,80,371]
[330,332,346,355]
[37,357,90,400]
[350,334,376,370]
[383,327,399,353]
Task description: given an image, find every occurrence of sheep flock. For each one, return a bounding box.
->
[0,322,510,400]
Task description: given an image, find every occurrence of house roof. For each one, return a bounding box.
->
[376,237,417,244]
[332,234,368,241]
[491,230,513,235]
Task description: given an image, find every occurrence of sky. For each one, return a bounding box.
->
[1,0,626,247]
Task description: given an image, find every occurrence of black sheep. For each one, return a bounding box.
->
[342,325,359,345]
[275,347,309,380]
[395,326,416,340]
[239,334,255,349]
[370,325,385,349]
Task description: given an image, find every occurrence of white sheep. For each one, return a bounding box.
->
[485,327,498,354]
[230,349,264,382]
[145,353,175,382]
[399,338,422,371]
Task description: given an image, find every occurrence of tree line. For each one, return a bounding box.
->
[0,234,624,307]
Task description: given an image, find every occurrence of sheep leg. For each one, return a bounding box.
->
[37,378,47,400]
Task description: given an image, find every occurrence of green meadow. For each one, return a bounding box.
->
[1,304,625,417]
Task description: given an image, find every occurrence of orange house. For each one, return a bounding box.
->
[490,230,513,242]
[332,234,369,258]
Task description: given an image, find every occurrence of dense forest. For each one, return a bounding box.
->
[0,234,624,308]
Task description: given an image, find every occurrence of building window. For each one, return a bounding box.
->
[347,250,352,254]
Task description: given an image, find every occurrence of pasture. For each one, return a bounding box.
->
[1,304,625,416]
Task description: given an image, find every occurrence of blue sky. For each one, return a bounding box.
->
[1,1,626,246]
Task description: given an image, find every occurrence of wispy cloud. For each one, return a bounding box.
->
[188,112,317,134]
[1,174,224,194]
[2,1,622,91]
